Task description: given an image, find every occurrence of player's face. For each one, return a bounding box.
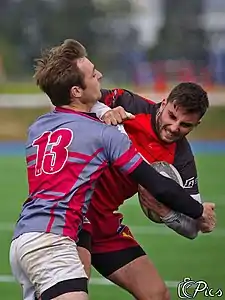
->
[76,57,103,104]
[156,99,201,143]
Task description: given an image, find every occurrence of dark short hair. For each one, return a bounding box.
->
[167,82,209,118]
[34,39,87,106]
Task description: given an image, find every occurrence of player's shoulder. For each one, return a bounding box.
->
[174,137,194,163]
[176,136,192,151]
[101,88,158,115]
[28,111,52,133]
[28,110,106,140]
[101,88,124,98]
[120,88,159,116]
[100,88,124,107]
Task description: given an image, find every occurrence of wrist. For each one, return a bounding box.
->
[99,109,112,120]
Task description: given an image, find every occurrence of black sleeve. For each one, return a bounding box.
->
[129,160,203,219]
[174,138,199,195]
[100,88,153,115]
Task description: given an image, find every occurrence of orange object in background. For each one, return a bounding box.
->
[152,61,168,92]
[201,67,214,91]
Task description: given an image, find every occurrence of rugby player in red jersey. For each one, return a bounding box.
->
[77,83,216,300]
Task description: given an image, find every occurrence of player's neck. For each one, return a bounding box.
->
[62,102,92,113]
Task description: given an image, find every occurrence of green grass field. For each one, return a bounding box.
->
[0,153,225,299]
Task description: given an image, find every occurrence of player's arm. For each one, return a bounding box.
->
[91,89,152,118]
[161,211,199,239]
[162,138,203,239]
[174,138,201,200]
[102,126,204,219]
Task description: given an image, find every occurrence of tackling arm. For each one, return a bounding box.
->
[91,89,153,118]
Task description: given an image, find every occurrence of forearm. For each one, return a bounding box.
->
[129,161,203,219]
[162,212,199,239]
[91,101,111,119]
[162,193,202,239]
[139,189,201,239]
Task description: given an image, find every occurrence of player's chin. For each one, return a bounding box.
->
[91,93,101,104]
[160,131,180,143]
[160,135,177,144]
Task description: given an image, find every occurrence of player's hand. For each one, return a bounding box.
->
[101,106,135,125]
[138,185,171,217]
[199,221,216,233]
[198,202,216,233]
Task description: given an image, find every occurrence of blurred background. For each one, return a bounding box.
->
[2,0,225,87]
[0,1,224,299]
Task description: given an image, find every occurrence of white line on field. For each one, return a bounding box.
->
[124,194,225,206]
[0,275,15,283]
[0,222,223,236]
[0,275,179,288]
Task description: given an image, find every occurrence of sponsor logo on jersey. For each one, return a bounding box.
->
[117,224,134,239]
[183,177,198,189]
[83,217,91,224]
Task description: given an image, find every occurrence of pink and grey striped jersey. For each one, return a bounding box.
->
[13,107,143,242]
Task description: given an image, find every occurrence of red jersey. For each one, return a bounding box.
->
[85,89,200,245]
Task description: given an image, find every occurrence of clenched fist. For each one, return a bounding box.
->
[101,106,135,125]
[198,202,216,233]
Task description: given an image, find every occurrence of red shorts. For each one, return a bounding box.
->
[80,208,146,277]
[83,208,140,254]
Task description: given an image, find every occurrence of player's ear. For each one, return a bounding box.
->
[196,118,202,126]
[70,86,83,99]
[196,120,201,126]
[159,99,167,111]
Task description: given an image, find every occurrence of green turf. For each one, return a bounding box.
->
[0,82,40,94]
[0,154,224,299]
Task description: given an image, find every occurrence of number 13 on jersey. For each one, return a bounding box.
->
[32,128,73,176]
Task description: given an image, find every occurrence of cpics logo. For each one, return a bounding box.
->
[177,277,223,298]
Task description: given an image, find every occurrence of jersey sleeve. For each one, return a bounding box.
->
[90,101,111,119]
[101,125,143,174]
[100,88,154,115]
[174,138,200,198]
